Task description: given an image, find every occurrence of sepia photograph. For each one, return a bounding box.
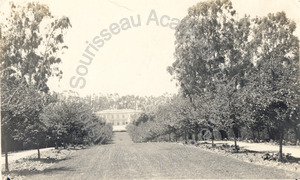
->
[1,0,300,179]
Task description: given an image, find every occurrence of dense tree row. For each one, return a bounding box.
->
[0,2,113,172]
[41,93,113,148]
[128,0,300,161]
[0,2,171,172]
[82,92,174,112]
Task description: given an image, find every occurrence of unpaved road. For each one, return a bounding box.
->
[23,132,300,179]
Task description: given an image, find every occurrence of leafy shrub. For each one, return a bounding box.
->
[262,152,295,162]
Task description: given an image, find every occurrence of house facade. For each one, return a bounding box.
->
[96,109,142,131]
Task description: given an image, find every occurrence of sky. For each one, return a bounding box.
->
[0,0,299,97]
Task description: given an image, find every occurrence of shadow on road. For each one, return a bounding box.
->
[27,157,71,164]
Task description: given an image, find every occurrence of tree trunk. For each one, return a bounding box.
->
[55,141,58,149]
[4,136,9,171]
[184,130,187,144]
[234,135,238,153]
[63,139,66,149]
[279,129,284,161]
[252,129,256,141]
[195,130,199,142]
[5,149,9,171]
[294,127,300,145]
[37,146,40,160]
[211,130,215,147]
[188,132,192,140]
[232,126,239,152]
[194,123,199,142]
[257,128,261,142]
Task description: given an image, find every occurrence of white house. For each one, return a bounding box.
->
[96,109,142,131]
